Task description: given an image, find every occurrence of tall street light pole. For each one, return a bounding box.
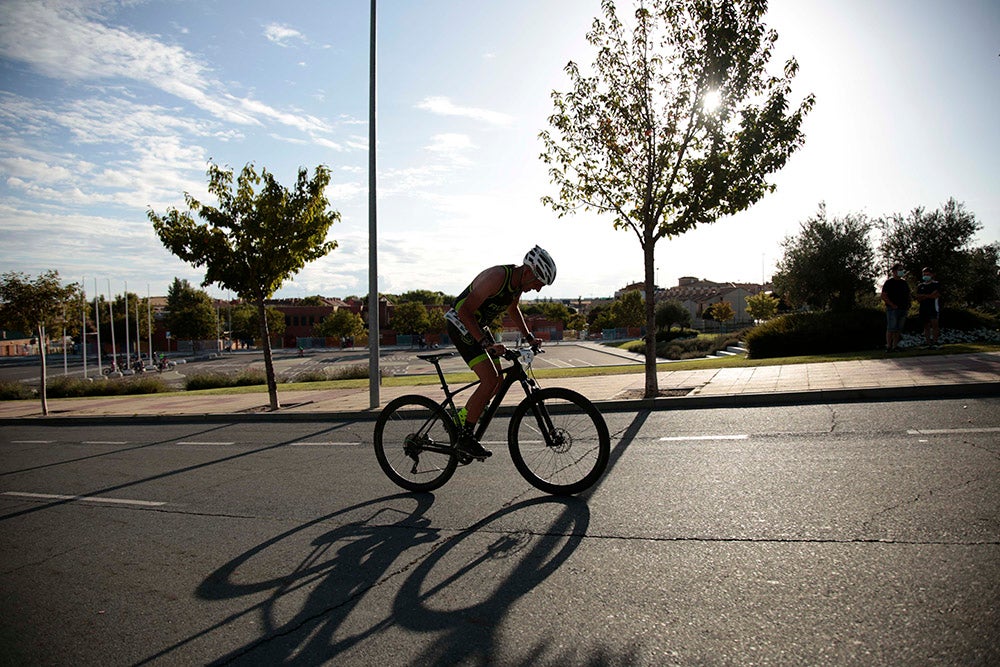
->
[368,0,380,409]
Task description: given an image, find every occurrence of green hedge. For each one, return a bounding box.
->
[745,306,1000,358]
[745,309,885,358]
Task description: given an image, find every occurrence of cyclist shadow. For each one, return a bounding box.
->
[391,495,597,665]
[187,493,439,666]
[184,494,595,665]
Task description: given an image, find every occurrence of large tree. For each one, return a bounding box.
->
[541,0,813,396]
[877,198,996,307]
[773,204,876,311]
[164,278,217,342]
[150,162,340,410]
[0,271,80,415]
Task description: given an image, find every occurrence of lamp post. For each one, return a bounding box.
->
[368,0,380,409]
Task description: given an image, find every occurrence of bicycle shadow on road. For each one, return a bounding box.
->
[155,494,641,666]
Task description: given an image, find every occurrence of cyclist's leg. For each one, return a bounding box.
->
[448,322,499,457]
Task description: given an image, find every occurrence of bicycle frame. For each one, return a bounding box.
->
[424,349,555,446]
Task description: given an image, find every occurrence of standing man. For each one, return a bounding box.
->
[444,246,557,458]
[880,263,911,353]
[914,267,942,348]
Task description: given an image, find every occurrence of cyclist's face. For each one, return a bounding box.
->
[524,268,545,292]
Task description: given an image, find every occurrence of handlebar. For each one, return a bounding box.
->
[501,344,543,363]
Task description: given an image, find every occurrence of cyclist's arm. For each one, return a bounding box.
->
[506,298,538,345]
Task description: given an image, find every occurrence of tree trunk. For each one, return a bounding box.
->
[256,298,280,411]
[38,323,49,416]
[643,242,659,398]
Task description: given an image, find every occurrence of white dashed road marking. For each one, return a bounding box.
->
[659,434,750,442]
[2,492,166,507]
[907,427,1000,435]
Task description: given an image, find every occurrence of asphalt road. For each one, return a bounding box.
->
[1,398,998,665]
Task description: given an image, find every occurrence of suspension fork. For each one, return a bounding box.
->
[523,380,560,445]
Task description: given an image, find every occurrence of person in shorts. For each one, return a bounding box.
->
[444,246,557,458]
[880,263,911,352]
[914,267,941,348]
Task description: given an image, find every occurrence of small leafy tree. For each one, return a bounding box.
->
[0,271,80,415]
[151,162,340,410]
[390,301,430,335]
[611,290,645,328]
[745,291,779,322]
[541,0,814,396]
[773,204,876,311]
[706,300,735,329]
[655,299,691,332]
[315,308,365,340]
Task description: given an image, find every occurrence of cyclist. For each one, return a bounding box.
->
[444,246,557,458]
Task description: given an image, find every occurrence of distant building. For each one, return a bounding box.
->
[656,276,772,328]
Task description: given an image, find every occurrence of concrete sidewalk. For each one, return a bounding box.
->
[1,351,998,422]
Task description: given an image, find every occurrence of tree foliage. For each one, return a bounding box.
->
[655,298,691,331]
[164,278,217,341]
[877,198,997,307]
[540,0,813,396]
[150,162,340,410]
[611,290,645,328]
[744,291,779,322]
[315,308,364,339]
[773,204,876,312]
[391,301,430,335]
[229,303,286,344]
[706,300,735,323]
[0,270,81,415]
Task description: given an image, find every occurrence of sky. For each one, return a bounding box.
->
[0,0,997,302]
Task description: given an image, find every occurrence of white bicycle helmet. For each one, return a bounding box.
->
[523,245,557,285]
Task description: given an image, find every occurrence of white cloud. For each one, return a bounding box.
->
[264,23,306,47]
[416,96,514,126]
[0,0,326,134]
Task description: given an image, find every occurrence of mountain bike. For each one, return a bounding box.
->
[373,346,610,496]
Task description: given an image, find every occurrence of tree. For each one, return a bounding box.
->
[390,301,430,335]
[150,162,340,410]
[541,0,814,396]
[611,290,645,328]
[877,198,992,306]
[745,291,779,322]
[315,308,365,340]
[655,298,691,331]
[164,278,217,341]
[0,271,80,415]
[772,204,876,311]
[706,300,735,329]
[230,303,285,346]
[398,290,450,306]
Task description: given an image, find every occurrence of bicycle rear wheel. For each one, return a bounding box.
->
[374,395,459,492]
[508,387,610,496]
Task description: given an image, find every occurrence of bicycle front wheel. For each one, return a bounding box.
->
[508,387,610,496]
[374,394,459,493]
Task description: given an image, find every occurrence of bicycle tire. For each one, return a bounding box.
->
[374,394,459,493]
[508,387,610,496]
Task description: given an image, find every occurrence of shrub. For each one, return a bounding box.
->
[45,375,170,398]
[0,380,35,401]
[744,309,884,358]
[905,306,999,333]
[233,369,267,386]
[184,373,235,391]
[330,364,374,380]
[655,330,748,360]
[291,370,328,383]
